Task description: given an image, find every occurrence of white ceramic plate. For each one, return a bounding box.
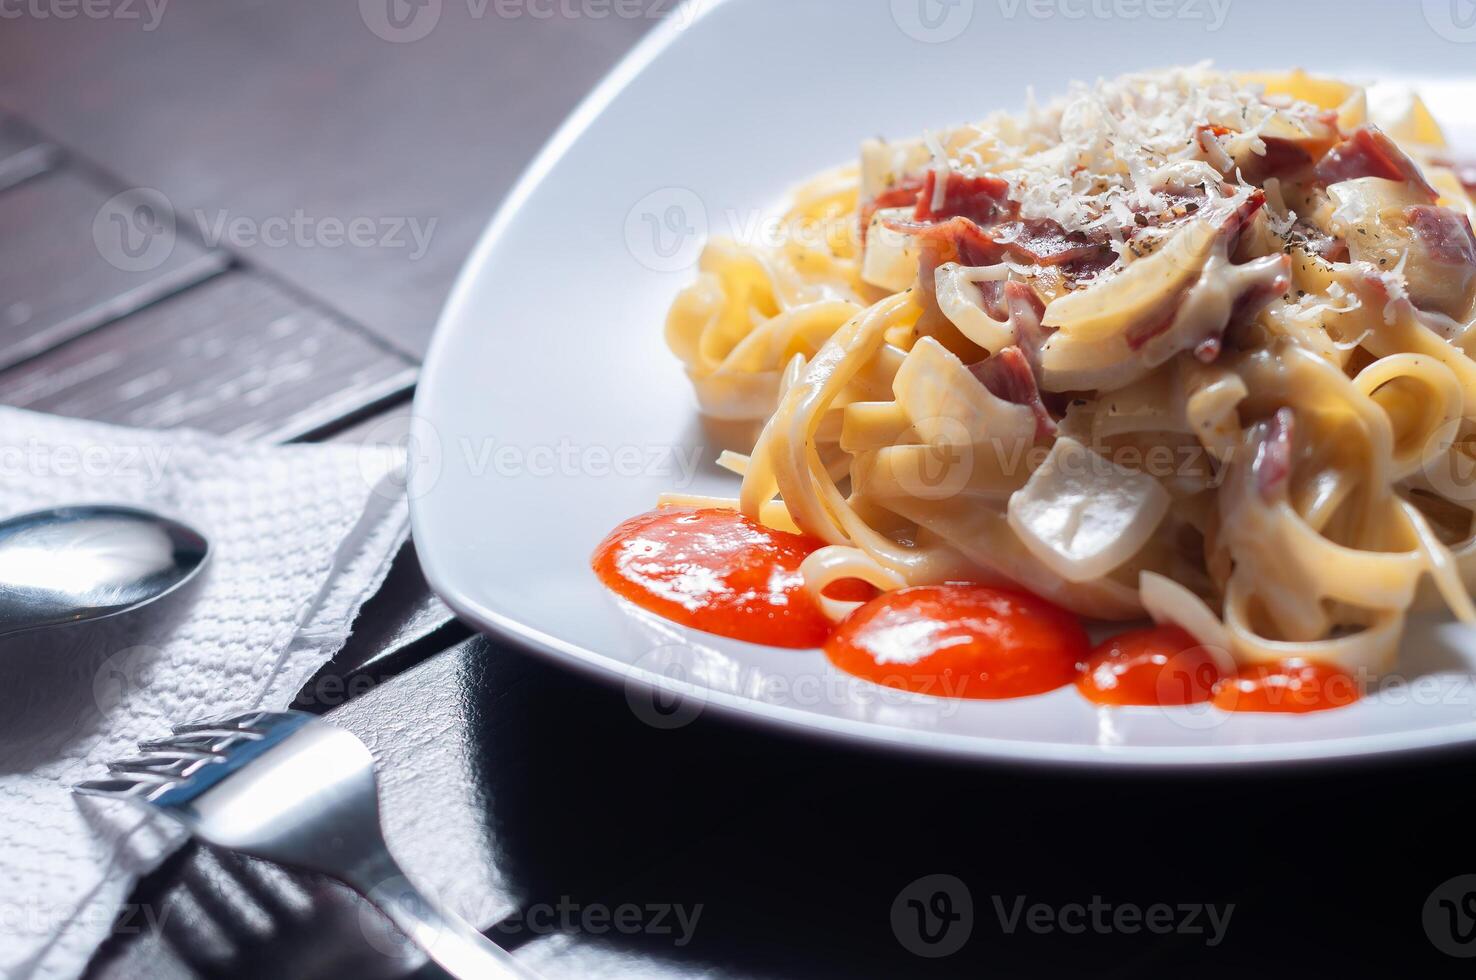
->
[412,0,1476,766]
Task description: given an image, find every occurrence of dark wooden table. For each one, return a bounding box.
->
[3,3,1476,977]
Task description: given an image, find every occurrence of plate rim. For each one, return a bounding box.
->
[412,0,1476,768]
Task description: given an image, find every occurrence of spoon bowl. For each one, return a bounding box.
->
[0,506,210,638]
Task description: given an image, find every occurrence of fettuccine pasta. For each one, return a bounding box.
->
[661,65,1476,679]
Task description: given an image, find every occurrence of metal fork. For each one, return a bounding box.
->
[77,710,536,979]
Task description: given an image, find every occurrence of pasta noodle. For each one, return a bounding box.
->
[662,65,1476,677]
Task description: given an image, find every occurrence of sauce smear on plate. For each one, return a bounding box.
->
[825,584,1088,699]
[1212,660,1360,713]
[1076,625,1224,706]
[592,507,856,648]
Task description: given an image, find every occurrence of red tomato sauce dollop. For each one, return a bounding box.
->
[593,510,1364,713]
[592,507,856,648]
[824,584,1089,699]
[1212,660,1361,713]
[1076,625,1225,706]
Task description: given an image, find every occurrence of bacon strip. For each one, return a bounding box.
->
[914,171,1012,225]
[900,218,1004,330]
[1314,126,1439,203]
[1252,407,1295,502]
[980,280,1050,363]
[859,172,1015,246]
[1243,136,1317,183]
[1124,291,1190,352]
[858,178,925,245]
[877,171,1118,281]
[901,216,1008,270]
[992,218,1115,271]
[967,346,1056,439]
[887,212,1116,281]
[1223,188,1269,240]
[1406,205,1476,266]
[1124,191,1275,353]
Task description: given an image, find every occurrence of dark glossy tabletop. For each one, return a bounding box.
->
[2,3,1475,977]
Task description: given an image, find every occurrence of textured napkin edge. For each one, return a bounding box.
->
[25,471,411,980]
[256,472,410,705]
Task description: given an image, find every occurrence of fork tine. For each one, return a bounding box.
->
[155,729,262,744]
[132,745,217,760]
[172,709,305,736]
[74,778,137,797]
[139,731,263,755]
[77,710,323,835]
[76,737,239,803]
[172,710,270,734]
[108,755,177,772]
[232,710,307,733]
[108,755,215,779]
[99,767,180,785]
[74,774,177,798]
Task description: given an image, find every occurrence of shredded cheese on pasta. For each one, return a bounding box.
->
[663,66,1476,675]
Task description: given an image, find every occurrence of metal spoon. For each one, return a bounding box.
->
[0,505,210,638]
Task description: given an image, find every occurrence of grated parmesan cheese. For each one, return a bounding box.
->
[926,64,1332,240]
[923,129,952,213]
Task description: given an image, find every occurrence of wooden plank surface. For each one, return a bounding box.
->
[0,7,678,980]
[0,2,658,357]
[0,168,226,370]
[85,624,1476,980]
[0,272,416,441]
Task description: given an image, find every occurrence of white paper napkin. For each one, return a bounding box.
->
[0,406,411,979]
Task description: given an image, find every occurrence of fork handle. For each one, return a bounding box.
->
[344,848,537,979]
